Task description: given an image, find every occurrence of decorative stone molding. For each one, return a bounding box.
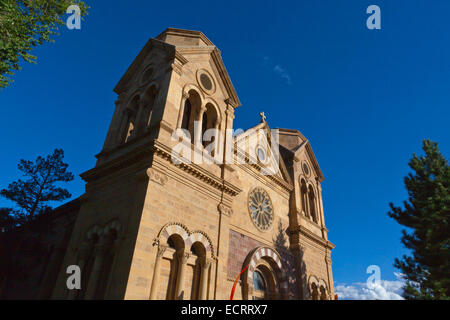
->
[177,251,190,264]
[157,245,167,258]
[166,51,188,76]
[218,202,233,217]
[200,257,213,269]
[148,168,168,186]
[153,141,242,197]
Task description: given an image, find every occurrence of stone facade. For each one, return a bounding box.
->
[46,28,334,300]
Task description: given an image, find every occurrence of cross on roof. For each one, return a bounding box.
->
[259,111,266,123]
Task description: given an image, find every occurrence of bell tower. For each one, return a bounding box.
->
[52,28,243,300]
[96,28,241,168]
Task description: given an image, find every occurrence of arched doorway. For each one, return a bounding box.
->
[242,246,288,300]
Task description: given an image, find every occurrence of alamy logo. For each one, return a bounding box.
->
[170,126,281,176]
[366,5,381,30]
[66,5,81,30]
[66,265,81,290]
[366,265,381,289]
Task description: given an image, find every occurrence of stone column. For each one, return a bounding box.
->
[176,92,189,129]
[134,99,147,135]
[317,182,325,228]
[211,120,220,158]
[194,106,207,147]
[84,241,107,299]
[103,94,126,149]
[116,108,131,144]
[149,245,167,300]
[174,252,189,300]
[199,257,212,300]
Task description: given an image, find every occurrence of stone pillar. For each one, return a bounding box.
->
[317,182,325,228]
[211,120,220,158]
[134,99,147,135]
[116,108,131,144]
[174,252,189,300]
[194,106,207,147]
[199,257,212,300]
[149,245,167,300]
[103,93,126,149]
[177,92,189,129]
[84,241,107,299]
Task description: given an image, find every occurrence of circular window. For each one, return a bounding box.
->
[256,146,267,163]
[200,73,212,90]
[248,187,274,231]
[302,162,310,176]
[196,69,216,94]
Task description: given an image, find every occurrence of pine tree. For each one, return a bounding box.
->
[388,140,450,299]
[0,148,74,228]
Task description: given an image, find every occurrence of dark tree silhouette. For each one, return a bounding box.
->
[0,148,74,228]
[0,149,74,296]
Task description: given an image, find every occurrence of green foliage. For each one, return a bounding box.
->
[0,0,88,88]
[388,140,450,299]
[0,149,74,229]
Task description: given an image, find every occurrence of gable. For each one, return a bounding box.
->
[114,28,241,108]
[234,122,293,187]
[278,128,324,182]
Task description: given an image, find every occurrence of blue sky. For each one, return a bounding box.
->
[1,0,449,298]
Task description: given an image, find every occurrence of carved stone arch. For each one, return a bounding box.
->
[103,219,122,236]
[85,225,102,240]
[308,275,320,300]
[306,182,319,223]
[158,222,190,247]
[308,275,319,287]
[141,81,160,101]
[187,231,215,259]
[318,278,329,300]
[202,97,222,125]
[182,83,205,101]
[126,89,142,109]
[243,246,289,300]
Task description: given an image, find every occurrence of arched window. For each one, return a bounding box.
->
[201,103,219,151]
[252,270,267,300]
[166,234,185,300]
[180,90,202,143]
[253,271,266,291]
[308,186,318,223]
[181,99,191,132]
[311,283,319,300]
[141,85,158,130]
[119,96,139,143]
[190,242,207,299]
[320,286,328,300]
[300,179,308,217]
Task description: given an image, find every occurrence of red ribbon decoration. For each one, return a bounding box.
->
[229,264,249,300]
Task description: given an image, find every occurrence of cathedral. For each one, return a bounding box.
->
[19,28,335,300]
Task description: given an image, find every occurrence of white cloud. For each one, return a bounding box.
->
[273,65,292,85]
[262,57,293,85]
[335,273,405,300]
